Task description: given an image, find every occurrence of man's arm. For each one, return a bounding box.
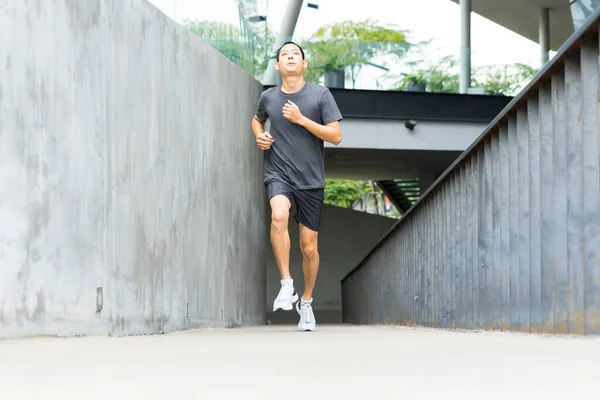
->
[300,118,342,145]
[251,115,274,150]
[282,100,342,145]
[251,115,264,138]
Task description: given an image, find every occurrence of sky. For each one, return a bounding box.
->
[147,0,555,88]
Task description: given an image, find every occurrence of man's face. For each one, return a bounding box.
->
[276,44,306,75]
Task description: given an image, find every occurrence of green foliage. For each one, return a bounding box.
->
[253,26,277,80]
[299,20,414,88]
[183,19,276,79]
[324,179,369,208]
[396,53,538,96]
[184,20,254,75]
[474,63,538,96]
[396,55,460,93]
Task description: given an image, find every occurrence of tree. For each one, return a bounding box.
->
[184,20,255,75]
[252,25,277,80]
[396,55,460,93]
[474,63,538,96]
[396,54,538,96]
[183,19,276,79]
[300,20,414,88]
[323,179,369,208]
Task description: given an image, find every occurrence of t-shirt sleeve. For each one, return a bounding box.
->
[255,92,268,122]
[319,89,343,125]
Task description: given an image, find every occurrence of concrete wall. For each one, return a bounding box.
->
[0,0,266,338]
[342,18,600,335]
[266,205,396,318]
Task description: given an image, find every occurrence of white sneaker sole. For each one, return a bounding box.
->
[273,293,298,311]
[298,324,316,332]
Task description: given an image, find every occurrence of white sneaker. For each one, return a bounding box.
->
[273,281,298,311]
[296,300,316,331]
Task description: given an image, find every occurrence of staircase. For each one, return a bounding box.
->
[376,179,421,214]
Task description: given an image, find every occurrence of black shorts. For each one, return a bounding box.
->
[266,180,324,232]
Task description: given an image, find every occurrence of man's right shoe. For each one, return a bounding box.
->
[296,300,316,331]
[273,281,298,311]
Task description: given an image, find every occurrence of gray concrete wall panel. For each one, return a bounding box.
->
[0,0,266,338]
[342,13,600,335]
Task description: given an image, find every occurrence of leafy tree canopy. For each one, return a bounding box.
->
[300,20,415,88]
[395,51,538,96]
[184,19,276,79]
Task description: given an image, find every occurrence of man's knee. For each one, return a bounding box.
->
[271,207,290,231]
[270,195,291,229]
[300,238,318,260]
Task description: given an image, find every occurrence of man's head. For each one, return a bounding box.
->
[274,41,307,76]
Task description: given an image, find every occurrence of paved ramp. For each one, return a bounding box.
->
[2,325,599,399]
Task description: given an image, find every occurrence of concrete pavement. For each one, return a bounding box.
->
[1,324,599,399]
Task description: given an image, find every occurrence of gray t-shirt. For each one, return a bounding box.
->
[255,83,343,189]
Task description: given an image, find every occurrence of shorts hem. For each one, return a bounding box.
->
[267,190,293,206]
[294,184,325,190]
[264,176,324,191]
[294,215,320,232]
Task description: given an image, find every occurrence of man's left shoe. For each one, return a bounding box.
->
[273,281,298,311]
[296,300,316,332]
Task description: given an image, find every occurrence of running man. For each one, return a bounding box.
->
[251,41,343,331]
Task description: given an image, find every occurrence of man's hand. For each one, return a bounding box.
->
[282,100,305,125]
[256,131,274,150]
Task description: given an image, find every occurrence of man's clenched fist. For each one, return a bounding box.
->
[256,131,274,150]
[282,100,305,125]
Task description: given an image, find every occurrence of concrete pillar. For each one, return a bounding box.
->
[539,8,550,67]
[263,0,304,85]
[459,0,471,94]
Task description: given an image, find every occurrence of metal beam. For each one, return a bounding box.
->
[459,0,471,94]
[271,87,512,122]
[263,0,304,85]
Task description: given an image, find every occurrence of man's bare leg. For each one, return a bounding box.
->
[299,223,319,301]
[269,195,292,280]
[270,195,299,312]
